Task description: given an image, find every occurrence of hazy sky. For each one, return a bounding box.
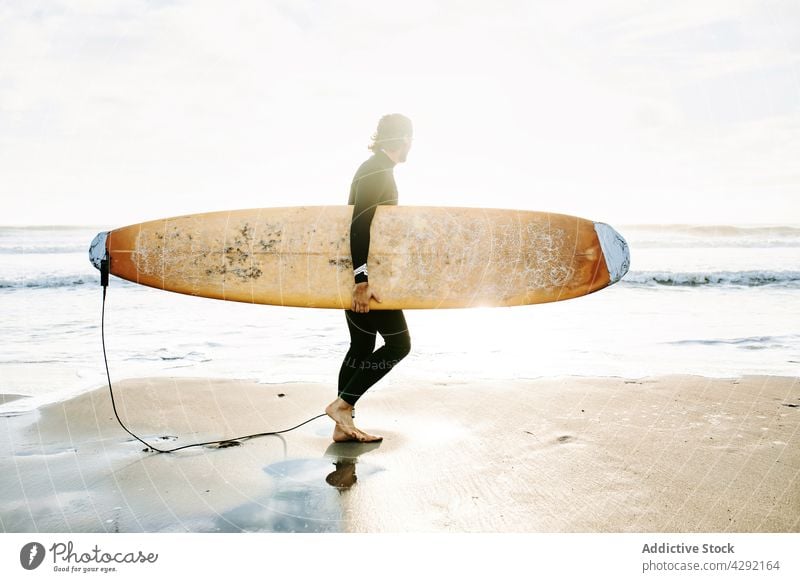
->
[1,0,798,226]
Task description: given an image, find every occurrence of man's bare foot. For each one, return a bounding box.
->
[332,424,357,442]
[352,429,383,443]
[326,398,383,443]
[326,398,356,428]
[332,424,383,443]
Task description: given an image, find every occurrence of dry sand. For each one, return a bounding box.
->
[1,375,797,533]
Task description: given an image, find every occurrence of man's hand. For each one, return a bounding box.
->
[352,282,382,313]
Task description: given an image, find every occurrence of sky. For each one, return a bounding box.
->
[0,0,798,226]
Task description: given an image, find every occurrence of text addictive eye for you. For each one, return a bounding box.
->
[642,542,734,554]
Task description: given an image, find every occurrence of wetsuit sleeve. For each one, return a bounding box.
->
[350,168,387,284]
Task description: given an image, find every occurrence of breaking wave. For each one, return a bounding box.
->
[622,270,800,288]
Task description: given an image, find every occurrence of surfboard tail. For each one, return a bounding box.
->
[593,223,630,284]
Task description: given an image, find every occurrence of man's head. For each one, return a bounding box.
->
[369,113,413,163]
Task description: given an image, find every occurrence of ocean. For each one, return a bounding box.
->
[1,223,798,411]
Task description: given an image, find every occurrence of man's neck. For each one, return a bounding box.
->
[380,148,401,165]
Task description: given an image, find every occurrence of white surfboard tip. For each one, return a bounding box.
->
[89,231,109,271]
[594,223,630,284]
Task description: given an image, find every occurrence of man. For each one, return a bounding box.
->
[324,114,413,442]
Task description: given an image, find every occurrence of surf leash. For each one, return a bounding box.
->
[99,257,326,454]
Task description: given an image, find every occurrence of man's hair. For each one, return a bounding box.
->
[369,114,413,152]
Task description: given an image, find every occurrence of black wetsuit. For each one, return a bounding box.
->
[338,150,411,406]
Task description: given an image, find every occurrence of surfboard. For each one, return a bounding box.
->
[89,206,629,309]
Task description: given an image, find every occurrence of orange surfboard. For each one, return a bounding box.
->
[89,206,629,309]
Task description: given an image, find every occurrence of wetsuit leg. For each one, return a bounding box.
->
[338,309,411,406]
[338,311,378,399]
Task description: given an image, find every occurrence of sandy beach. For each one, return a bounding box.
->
[1,375,797,533]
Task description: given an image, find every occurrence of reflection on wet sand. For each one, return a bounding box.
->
[213,439,384,532]
[216,458,342,532]
[323,441,383,491]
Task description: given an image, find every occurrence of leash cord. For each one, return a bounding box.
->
[101,284,326,454]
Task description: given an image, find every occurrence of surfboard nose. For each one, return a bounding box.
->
[89,231,109,271]
[593,223,630,284]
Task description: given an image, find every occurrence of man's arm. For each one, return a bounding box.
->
[350,168,387,285]
[349,167,387,312]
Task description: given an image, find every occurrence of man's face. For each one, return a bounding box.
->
[397,135,413,163]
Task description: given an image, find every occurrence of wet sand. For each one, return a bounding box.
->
[1,375,797,532]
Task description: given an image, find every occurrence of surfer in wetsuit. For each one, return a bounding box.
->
[324,114,413,442]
